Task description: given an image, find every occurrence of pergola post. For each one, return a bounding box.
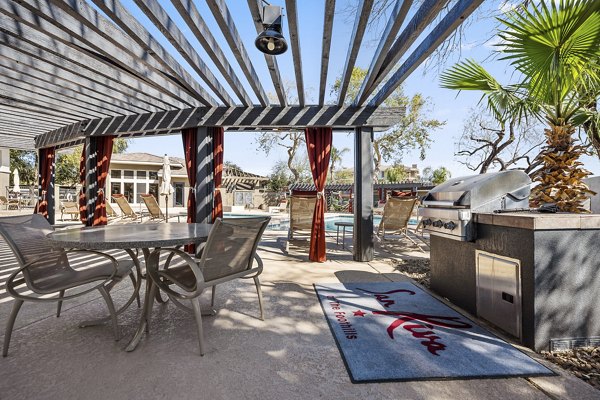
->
[353,126,374,262]
[194,127,213,225]
[38,148,55,224]
[84,136,97,226]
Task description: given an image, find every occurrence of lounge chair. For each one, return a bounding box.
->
[268,200,288,214]
[145,216,270,355]
[60,201,80,221]
[0,214,139,356]
[0,195,19,210]
[376,197,421,247]
[140,193,180,222]
[112,194,142,221]
[288,195,316,239]
[105,201,118,220]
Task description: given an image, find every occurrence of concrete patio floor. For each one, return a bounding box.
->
[0,224,598,399]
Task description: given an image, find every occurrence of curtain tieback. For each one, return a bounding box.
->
[317,190,325,199]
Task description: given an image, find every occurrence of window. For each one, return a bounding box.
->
[124,182,134,203]
[149,183,158,200]
[111,182,121,197]
[174,183,184,207]
[149,171,158,180]
[124,170,134,179]
[136,182,147,203]
[137,170,146,179]
[111,170,121,179]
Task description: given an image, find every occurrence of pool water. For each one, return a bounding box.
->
[224,213,417,232]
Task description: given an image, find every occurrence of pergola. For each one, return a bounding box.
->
[0,0,483,261]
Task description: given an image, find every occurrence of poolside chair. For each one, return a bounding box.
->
[0,195,19,210]
[268,200,288,214]
[112,194,142,221]
[60,201,80,221]
[145,217,270,355]
[140,193,180,222]
[105,202,118,220]
[0,214,139,356]
[288,195,316,239]
[376,197,420,247]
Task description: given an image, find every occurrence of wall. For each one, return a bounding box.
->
[0,148,9,197]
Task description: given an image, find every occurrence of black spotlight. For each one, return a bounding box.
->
[255,5,288,55]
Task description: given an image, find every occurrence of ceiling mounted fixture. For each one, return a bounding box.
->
[255,4,288,55]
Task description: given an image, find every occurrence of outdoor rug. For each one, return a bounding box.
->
[314,282,554,383]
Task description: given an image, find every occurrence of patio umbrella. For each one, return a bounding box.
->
[160,154,174,222]
[12,168,20,193]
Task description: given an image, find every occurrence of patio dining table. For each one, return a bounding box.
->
[46,222,212,351]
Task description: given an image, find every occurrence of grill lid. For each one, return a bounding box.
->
[423,170,531,209]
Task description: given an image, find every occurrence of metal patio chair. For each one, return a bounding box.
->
[376,197,421,248]
[0,214,140,356]
[145,216,270,356]
[288,195,316,239]
[59,201,80,221]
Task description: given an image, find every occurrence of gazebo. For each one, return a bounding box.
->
[0,0,483,262]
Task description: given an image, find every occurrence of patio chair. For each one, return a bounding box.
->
[0,195,19,210]
[376,197,421,247]
[112,194,142,221]
[145,216,270,355]
[60,201,80,221]
[288,195,316,239]
[0,214,139,356]
[140,193,179,222]
[105,201,118,220]
[268,200,288,214]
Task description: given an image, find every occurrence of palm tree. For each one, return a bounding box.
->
[441,0,600,212]
[329,146,350,183]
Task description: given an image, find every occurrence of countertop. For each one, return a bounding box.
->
[474,212,600,230]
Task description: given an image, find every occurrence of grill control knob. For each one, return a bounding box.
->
[444,221,457,231]
[423,218,433,226]
[432,220,444,228]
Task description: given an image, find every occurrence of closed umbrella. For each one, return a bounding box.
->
[12,168,20,193]
[160,154,174,222]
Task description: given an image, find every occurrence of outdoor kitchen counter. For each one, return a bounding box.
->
[474,212,600,230]
[430,212,600,352]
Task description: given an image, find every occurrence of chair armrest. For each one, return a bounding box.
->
[5,250,120,303]
[145,248,207,300]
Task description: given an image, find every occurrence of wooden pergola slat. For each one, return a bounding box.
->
[319,0,336,106]
[4,0,201,106]
[336,0,374,106]
[353,0,413,105]
[205,0,269,107]
[247,0,287,106]
[369,0,485,106]
[0,106,76,125]
[132,0,237,106]
[170,0,254,106]
[0,27,178,111]
[285,0,304,106]
[357,0,448,103]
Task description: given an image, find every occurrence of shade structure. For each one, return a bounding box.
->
[34,147,55,218]
[305,127,332,262]
[160,154,174,222]
[12,169,20,193]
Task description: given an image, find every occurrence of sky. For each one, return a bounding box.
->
[121,0,600,178]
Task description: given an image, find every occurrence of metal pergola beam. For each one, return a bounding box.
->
[247,0,287,106]
[353,0,413,105]
[319,0,336,106]
[285,0,304,106]
[35,106,404,148]
[133,0,236,106]
[170,0,253,106]
[370,0,484,106]
[336,0,374,106]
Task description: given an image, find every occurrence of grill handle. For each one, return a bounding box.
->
[421,200,460,207]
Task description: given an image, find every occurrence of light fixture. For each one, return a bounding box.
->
[255,4,288,55]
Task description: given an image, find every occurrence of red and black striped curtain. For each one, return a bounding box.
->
[182,128,197,252]
[91,136,114,226]
[34,147,55,218]
[78,146,87,225]
[305,127,332,262]
[211,127,224,221]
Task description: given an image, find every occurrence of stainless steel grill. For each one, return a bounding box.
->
[418,171,531,241]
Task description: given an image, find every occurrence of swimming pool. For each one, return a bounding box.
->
[224,213,417,232]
